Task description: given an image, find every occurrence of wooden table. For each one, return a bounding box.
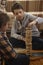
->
[14,48,28,54]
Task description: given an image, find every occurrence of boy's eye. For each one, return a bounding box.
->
[15,11,22,15]
[16,13,18,15]
[19,11,21,13]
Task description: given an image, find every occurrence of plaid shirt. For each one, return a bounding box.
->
[0,32,17,61]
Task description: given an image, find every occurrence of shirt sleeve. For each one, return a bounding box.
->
[0,34,17,59]
[11,21,23,39]
[28,14,43,24]
[35,17,43,24]
[29,14,37,21]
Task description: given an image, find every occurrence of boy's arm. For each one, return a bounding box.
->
[0,35,17,59]
[28,17,43,27]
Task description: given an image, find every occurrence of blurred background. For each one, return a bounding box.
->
[0,0,43,12]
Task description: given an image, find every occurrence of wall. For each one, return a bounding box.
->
[6,0,43,12]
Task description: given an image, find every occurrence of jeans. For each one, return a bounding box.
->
[9,37,26,48]
[5,54,30,65]
[32,36,43,50]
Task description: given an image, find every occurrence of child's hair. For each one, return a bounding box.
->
[0,11,10,28]
[11,2,23,13]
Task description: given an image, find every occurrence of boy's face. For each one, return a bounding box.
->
[1,22,8,32]
[13,9,24,21]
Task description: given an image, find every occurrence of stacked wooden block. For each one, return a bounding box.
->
[25,26,32,55]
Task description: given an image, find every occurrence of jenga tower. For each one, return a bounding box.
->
[25,26,32,55]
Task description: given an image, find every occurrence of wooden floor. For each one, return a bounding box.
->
[30,56,43,65]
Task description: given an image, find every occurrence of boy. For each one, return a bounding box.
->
[0,11,30,65]
[11,2,43,50]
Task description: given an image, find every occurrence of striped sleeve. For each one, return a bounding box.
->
[0,35,17,59]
